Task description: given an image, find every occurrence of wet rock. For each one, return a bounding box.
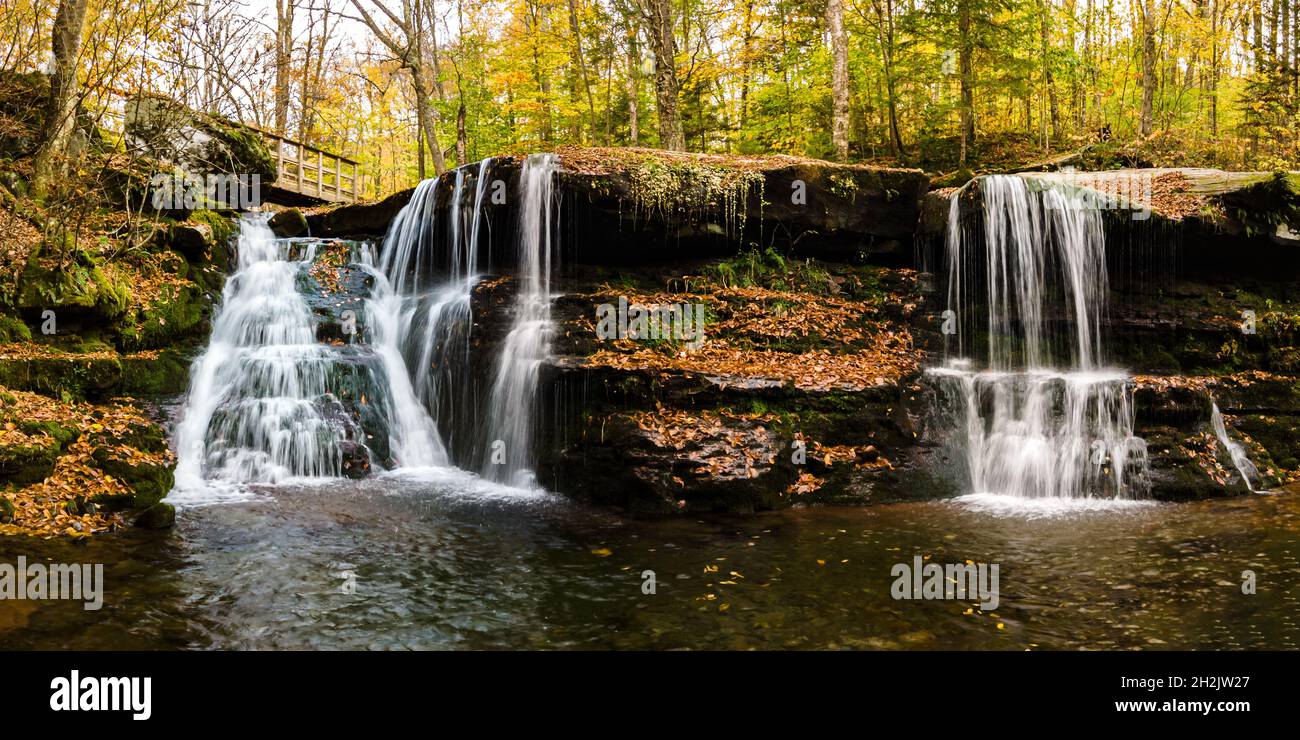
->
[133,502,176,529]
[269,208,309,238]
[339,441,372,479]
[306,187,414,238]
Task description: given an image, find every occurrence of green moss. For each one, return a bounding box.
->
[119,350,193,396]
[189,209,236,246]
[0,314,31,342]
[0,435,61,486]
[0,354,123,399]
[118,282,204,351]
[89,446,173,508]
[625,159,763,236]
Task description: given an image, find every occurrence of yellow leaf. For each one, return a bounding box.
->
[590,547,612,557]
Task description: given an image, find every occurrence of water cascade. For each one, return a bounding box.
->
[931,175,1150,502]
[173,153,563,495]
[172,215,438,499]
[482,154,558,486]
[1210,401,1259,492]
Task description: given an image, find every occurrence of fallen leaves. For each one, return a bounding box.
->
[0,385,174,538]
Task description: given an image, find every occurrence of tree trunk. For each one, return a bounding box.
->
[1139,0,1156,136]
[31,0,91,199]
[871,0,905,159]
[627,25,640,145]
[642,0,684,150]
[275,0,295,134]
[410,65,447,174]
[825,0,850,160]
[567,0,599,143]
[958,0,974,164]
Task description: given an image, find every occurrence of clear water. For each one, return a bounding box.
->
[3,480,1297,649]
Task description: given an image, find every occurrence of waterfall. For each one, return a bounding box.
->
[375,159,495,464]
[1210,401,1259,492]
[173,154,558,498]
[172,216,353,495]
[932,175,1150,502]
[170,213,445,503]
[482,154,557,486]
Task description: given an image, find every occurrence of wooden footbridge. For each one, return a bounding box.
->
[250,124,361,204]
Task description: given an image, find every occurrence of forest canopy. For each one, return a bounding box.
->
[2,0,1298,197]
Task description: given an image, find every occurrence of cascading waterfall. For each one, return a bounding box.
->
[375,158,495,464]
[931,175,1150,502]
[174,154,559,498]
[1210,401,1259,492]
[482,154,557,486]
[170,213,445,501]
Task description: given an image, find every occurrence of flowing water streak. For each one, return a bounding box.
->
[411,160,493,424]
[172,216,365,498]
[372,160,495,462]
[1210,401,1259,492]
[361,241,447,467]
[934,175,1149,501]
[482,154,558,485]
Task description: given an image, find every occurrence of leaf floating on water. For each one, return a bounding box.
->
[590,547,612,557]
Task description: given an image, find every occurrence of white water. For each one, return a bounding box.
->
[1210,401,1259,492]
[172,216,348,502]
[376,159,495,461]
[933,175,1149,504]
[170,213,447,504]
[483,153,557,485]
[169,154,568,498]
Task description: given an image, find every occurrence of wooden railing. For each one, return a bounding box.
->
[249,124,361,204]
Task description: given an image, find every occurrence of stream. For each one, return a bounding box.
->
[3,477,1296,650]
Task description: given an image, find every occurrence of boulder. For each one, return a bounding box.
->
[125,95,277,188]
[306,187,415,238]
[133,502,175,529]
[269,208,309,238]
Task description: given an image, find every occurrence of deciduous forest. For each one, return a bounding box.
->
[5,0,1299,196]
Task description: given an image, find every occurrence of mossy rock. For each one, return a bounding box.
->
[0,353,123,399]
[269,208,308,238]
[118,281,205,351]
[0,495,14,523]
[165,221,214,262]
[0,314,32,342]
[124,94,277,185]
[119,350,193,396]
[15,260,132,323]
[89,446,174,508]
[133,501,175,529]
[0,433,61,486]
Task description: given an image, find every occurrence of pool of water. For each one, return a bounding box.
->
[3,473,1297,650]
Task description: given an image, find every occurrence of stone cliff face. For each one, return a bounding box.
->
[285,155,1300,513]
